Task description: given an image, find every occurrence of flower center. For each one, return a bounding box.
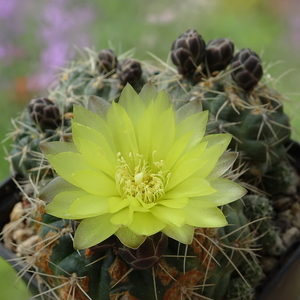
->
[116,152,170,204]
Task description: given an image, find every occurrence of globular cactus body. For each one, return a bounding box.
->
[4,29,297,300]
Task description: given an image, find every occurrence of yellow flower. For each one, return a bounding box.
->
[40,82,246,249]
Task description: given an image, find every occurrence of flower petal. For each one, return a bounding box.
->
[164,132,193,169]
[118,83,146,126]
[115,227,146,249]
[167,142,208,190]
[75,136,116,177]
[39,177,81,202]
[137,103,175,161]
[139,81,159,105]
[73,105,113,142]
[87,95,111,119]
[74,214,118,250]
[46,190,88,219]
[183,199,228,227]
[128,212,166,236]
[192,140,233,179]
[107,102,139,162]
[153,89,172,114]
[175,98,203,124]
[151,206,186,227]
[162,224,194,244]
[40,141,78,156]
[108,197,130,213]
[44,152,92,186]
[72,169,118,196]
[165,177,216,199]
[72,105,116,152]
[72,121,117,173]
[67,194,109,218]
[110,207,133,226]
[176,110,208,149]
[149,106,176,161]
[208,152,238,177]
[202,133,232,150]
[195,178,247,206]
[158,197,189,208]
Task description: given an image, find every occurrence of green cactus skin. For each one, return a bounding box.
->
[4,29,297,300]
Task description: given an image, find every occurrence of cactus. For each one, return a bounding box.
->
[2,29,298,300]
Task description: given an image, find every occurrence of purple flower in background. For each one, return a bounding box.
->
[0,0,95,93]
[0,0,24,63]
[0,0,18,19]
[27,0,94,90]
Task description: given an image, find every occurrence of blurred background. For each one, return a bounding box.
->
[1,0,300,298]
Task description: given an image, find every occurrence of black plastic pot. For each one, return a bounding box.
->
[1,140,300,300]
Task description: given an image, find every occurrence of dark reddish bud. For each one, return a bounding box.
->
[97,49,118,73]
[171,29,206,77]
[118,233,168,270]
[205,38,234,74]
[28,97,61,131]
[117,58,142,86]
[231,48,263,91]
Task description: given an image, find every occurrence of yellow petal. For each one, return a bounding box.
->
[128,212,166,235]
[192,143,232,179]
[40,141,78,156]
[75,136,116,177]
[202,133,232,150]
[183,200,228,227]
[153,89,172,114]
[136,101,155,160]
[149,106,176,161]
[118,83,146,127]
[164,132,193,169]
[139,81,159,105]
[110,207,133,226]
[74,214,118,250]
[46,190,88,219]
[67,194,109,218]
[45,152,92,186]
[72,169,118,196]
[115,227,146,249]
[162,224,194,244]
[39,177,81,202]
[72,121,117,166]
[108,197,130,213]
[151,206,186,227]
[137,104,175,161]
[107,102,139,162]
[208,152,238,177]
[176,110,208,149]
[167,142,208,190]
[195,178,247,206]
[73,105,113,142]
[165,177,216,198]
[158,197,189,208]
[175,98,203,124]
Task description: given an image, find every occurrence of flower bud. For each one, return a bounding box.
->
[118,233,168,270]
[28,97,61,131]
[205,38,234,74]
[171,29,205,76]
[97,49,118,74]
[117,58,142,86]
[231,48,263,91]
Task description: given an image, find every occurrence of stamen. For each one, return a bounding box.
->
[115,153,170,204]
